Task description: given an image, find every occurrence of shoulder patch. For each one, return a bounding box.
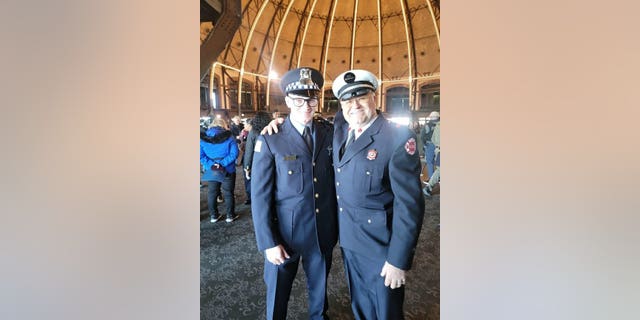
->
[254,140,262,153]
[405,137,416,155]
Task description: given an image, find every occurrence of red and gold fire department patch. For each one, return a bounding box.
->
[405,138,416,155]
[366,149,377,160]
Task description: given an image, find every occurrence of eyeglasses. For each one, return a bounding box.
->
[340,92,372,107]
[287,95,319,107]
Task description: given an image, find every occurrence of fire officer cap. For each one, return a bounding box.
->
[332,69,378,101]
[279,67,324,96]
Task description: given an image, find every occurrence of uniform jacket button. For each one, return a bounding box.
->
[315,208,320,213]
[367,219,372,224]
[288,170,293,175]
[337,168,341,172]
[315,193,319,198]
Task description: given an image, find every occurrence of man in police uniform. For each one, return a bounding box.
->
[332,69,425,319]
[251,67,337,320]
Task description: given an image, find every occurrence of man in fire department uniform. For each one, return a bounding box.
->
[251,67,337,320]
[331,69,425,320]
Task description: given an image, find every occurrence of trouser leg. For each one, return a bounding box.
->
[206,181,221,218]
[221,172,236,218]
[301,250,332,320]
[244,174,251,197]
[428,166,440,189]
[341,248,405,320]
[425,143,435,176]
[264,257,299,320]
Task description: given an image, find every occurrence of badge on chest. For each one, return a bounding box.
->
[366,149,377,160]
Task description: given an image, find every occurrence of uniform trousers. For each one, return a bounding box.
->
[342,248,405,320]
[264,249,332,320]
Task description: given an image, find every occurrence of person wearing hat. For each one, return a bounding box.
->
[262,69,426,319]
[420,111,440,178]
[250,67,338,320]
[330,69,425,319]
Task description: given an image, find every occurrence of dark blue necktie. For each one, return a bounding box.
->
[303,126,313,152]
[340,129,355,159]
[345,129,355,148]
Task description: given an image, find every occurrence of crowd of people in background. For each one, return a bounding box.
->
[200,110,440,210]
[199,108,441,216]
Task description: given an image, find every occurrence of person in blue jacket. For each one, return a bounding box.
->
[200,117,239,223]
[251,67,338,320]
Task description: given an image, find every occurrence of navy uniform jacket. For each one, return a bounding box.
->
[251,117,338,255]
[333,111,425,270]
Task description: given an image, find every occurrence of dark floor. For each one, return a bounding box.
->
[200,171,440,320]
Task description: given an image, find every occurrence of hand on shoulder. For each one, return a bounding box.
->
[260,117,285,135]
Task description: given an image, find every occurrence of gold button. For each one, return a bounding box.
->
[315,208,320,213]
[315,193,319,198]
[288,170,293,175]
[314,177,317,182]
[367,219,372,224]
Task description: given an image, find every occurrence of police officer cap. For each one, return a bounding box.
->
[279,67,324,96]
[332,69,378,101]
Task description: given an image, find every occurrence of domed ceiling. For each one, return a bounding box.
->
[201,0,440,115]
